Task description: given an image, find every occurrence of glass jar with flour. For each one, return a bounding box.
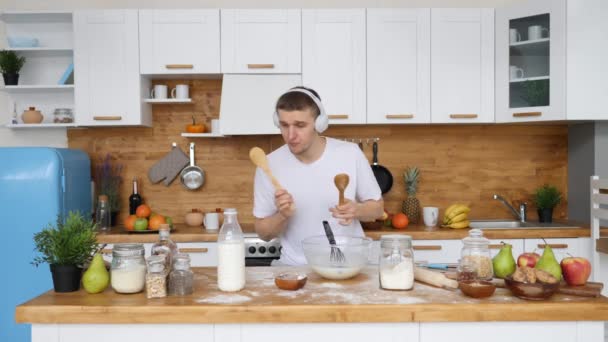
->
[217,208,245,292]
[379,235,414,290]
[111,244,146,294]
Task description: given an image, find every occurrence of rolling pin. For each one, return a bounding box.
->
[414,266,459,289]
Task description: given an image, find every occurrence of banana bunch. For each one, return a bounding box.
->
[442,204,471,229]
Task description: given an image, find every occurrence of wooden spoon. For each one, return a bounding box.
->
[249,147,283,190]
[334,173,350,205]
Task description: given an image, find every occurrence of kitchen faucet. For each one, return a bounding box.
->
[492,194,527,222]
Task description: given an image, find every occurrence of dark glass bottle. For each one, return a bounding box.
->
[128,177,143,215]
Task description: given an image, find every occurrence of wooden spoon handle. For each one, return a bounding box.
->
[263,168,283,191]
[339,190,345,206]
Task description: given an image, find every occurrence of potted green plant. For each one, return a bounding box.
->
[533,184,562,223]
[94,154,123,225]
[0,50,26,85]
[32,211,99,292]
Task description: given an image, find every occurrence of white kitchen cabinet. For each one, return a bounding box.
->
[366,9,431,124]
[221,9,301,74]
[413,240,461,264]
[139,9,220,75]
[495,0,566,123]
[178,242,218,267]
[74,10,151,126]
[431,8,494,124]
[566,0,608,120]
[302,9,366,125]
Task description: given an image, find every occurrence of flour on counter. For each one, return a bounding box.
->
[197,294,252,304]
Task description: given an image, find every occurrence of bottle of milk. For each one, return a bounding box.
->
[217,208,246,292]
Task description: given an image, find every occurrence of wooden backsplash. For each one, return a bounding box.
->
[68,79,568,225]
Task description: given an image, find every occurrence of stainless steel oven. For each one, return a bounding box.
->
[244,234,281,267]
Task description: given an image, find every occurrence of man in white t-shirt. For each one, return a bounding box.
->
[253,86,383,266]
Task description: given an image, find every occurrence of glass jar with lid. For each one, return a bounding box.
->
[379,235,415,290]
[458,229,493,280]
[53,108,73,123]
[146,255,167,298]
[111,243,146,294]
[168,253,194,296]
[151,225,178,271]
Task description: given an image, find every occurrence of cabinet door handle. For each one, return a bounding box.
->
[537,244,568,249]
[93,116,122,121]
[247,64,275,69]
[386,114,414,119]
[179,248,209,254]
[513,112,542,117]
[413,245,442,251]
[450,114,478,119]
[489,244,505,249]
[165,64,194,69]
[101,249,113,255]
[328,114,349,119]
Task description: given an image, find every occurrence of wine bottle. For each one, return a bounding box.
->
[129,177,143,215]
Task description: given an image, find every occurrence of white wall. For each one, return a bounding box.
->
[0,0,523,147]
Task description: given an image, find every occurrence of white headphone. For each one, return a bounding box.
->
[273,87,329,133]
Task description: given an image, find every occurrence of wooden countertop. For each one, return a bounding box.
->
[16,267,608,324]
[96,222,591,244]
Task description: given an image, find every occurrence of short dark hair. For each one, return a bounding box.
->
[275,86,322,117]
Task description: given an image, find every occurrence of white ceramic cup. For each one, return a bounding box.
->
[150,85,168,99]
[528,25,549,40]
[211,119,220,134]
[204,212,220,230]
[423,207,439,227]
[509,28,521,43]
[510,65,525,80]
[171,84,189,99]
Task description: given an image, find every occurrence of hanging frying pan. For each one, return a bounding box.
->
[180,142,205,190]
[371,141,393,194]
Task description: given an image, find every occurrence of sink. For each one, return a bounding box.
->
[469,220,580,229]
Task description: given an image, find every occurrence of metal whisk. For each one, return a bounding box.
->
[322,221,345,263]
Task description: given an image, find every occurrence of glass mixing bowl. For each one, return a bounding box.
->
[301,235,372,280]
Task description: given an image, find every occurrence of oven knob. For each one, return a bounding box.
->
[269,246,277,254]
[259,246,267,254]
[248,246,256,254]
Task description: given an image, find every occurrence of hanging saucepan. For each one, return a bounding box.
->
[371,141,393,194]
[180,142,205,190]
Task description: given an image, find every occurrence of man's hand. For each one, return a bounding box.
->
[329,198,358,225]
[275,189,295,219]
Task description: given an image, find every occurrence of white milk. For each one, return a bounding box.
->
[217,240,246,292]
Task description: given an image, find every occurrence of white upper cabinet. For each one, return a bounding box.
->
[139,9,220,75]
[431,8,495,123]
[496,0,566,123]
[221,9,301,74]
[302,9,366,125]
[74,10,151,126]
[367,9,431,124]
[566,0,608,120]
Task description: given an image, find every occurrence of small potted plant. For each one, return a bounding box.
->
[94,153,123,225]
[0,50,26,85]
[533,184,562,223]
[32,211,99,292]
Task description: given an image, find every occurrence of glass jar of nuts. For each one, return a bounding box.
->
[458,229,493,280]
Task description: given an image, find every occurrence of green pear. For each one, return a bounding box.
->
[82,254,110,294]
[492,243,516,278]
[535,243,562,280]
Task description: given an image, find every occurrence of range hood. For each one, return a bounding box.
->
[219,74,302,135]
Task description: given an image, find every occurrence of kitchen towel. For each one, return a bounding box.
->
[148,144,189,186]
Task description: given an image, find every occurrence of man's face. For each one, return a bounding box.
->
[277,108,317,156]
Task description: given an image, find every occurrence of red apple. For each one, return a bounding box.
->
[561,257,591,286]
[517,252,541,268]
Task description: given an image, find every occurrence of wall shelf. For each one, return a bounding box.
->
[3,85,74,93]
[6,123,76,128]
[143,98,192,104]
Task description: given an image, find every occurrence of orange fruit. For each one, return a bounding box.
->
[124,215,137,231]
[148,214,166,231]
[136,204,152,218]
[392,213,409,229]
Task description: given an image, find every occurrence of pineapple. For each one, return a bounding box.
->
[402,167,421,224]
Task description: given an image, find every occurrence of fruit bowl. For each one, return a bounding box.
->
[459,280,496,298]
[302,235,371,280]
[504,276,560,300]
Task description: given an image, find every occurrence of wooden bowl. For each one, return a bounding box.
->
[459,280,496,298]
[504,276,560,300]
[275,272,307,291]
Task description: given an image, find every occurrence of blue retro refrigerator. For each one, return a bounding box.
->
[0,147,92,342]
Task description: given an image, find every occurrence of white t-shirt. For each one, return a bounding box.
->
[253,137,382,265]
